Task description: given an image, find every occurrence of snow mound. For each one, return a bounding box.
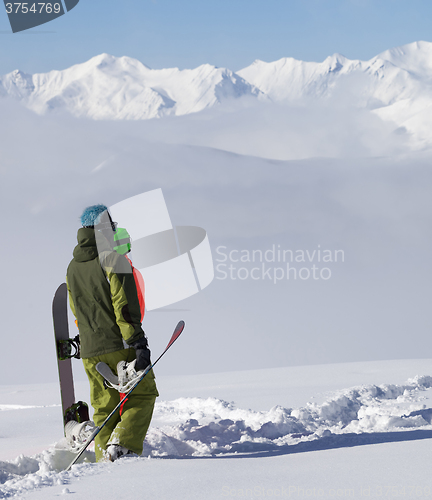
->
[1,375,432,497]
[145,375,432,457]
[0,447,95,498]
[0,453,66,498]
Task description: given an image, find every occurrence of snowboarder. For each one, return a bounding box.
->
[66,204,158,462]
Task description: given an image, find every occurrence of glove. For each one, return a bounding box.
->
[131,337,151,372]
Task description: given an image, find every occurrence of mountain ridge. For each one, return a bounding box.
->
[1,41,432,146]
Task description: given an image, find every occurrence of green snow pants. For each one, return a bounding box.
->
[82,348,159,462]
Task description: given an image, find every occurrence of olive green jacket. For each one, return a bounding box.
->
[66,227,145,359]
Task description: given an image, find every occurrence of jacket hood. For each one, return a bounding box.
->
[73,227,101,262]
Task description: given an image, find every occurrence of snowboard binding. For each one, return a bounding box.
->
[57,335,81,360]
[64,400,90,425]
[65,419,97,451]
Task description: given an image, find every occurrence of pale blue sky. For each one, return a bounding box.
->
[0,0,431,74]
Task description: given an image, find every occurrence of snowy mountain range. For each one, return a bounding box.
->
[0,54,264,120]
[2,41,432,143]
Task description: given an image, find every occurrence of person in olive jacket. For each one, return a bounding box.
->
[66,204,158,462]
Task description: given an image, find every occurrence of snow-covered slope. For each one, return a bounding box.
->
[2,360,432,499]
[0,54,262,119]
[378,40,432,78]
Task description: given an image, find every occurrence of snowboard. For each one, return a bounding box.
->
[52,283,90,430]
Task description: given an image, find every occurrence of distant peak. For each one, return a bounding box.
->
[118,55,151,70]
[402,40,432,50]
[90,53,115,63]
[12,69,26,76]
[378,40,432,60]
[322,53,348,73]
[324,53,348,64]
[81,53,117,70]
[10,68,32,80]
[82,53,151,71]
[195,63,218,71]
[249,56,300,66]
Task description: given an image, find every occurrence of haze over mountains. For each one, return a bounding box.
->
[1,41,432,148]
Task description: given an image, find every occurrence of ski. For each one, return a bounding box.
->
[65,320,185,471]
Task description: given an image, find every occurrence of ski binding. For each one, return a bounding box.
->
[96,360,148,393]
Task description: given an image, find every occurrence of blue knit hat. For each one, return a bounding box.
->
[80,204,108,227]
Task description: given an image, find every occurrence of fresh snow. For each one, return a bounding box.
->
[2,360,432,498]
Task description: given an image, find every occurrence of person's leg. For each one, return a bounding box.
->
[83,348,159,460]
[82,356,121,462]
[107,369,158,455]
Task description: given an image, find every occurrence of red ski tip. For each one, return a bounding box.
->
[176,320,185,331]
[165,321,185,350]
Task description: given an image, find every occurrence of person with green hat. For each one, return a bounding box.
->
[66,204,158,462]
